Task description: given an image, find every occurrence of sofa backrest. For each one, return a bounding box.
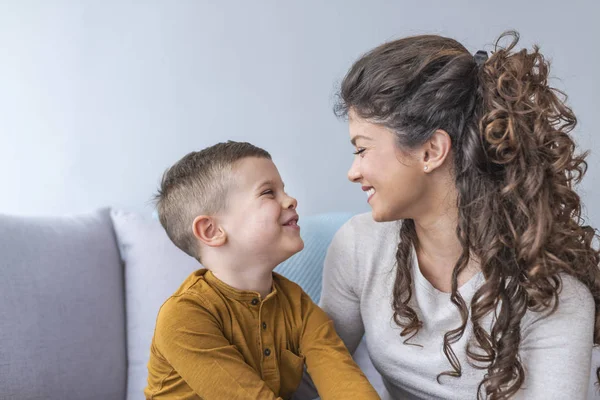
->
[0,209,127,400]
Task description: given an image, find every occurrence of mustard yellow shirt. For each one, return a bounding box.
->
[144,269,380,400]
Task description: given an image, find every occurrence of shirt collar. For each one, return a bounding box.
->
[205,270,277,303]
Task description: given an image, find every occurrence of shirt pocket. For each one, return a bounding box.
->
[279,349,305,400]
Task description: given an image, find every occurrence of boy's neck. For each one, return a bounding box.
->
[210,266,274,299]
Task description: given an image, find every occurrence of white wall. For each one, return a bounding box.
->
[1,0,598,226]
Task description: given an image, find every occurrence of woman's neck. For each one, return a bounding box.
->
[413,190,479,293]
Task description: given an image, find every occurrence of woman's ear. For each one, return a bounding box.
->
[192,215,227,247]
[422,129,452,173]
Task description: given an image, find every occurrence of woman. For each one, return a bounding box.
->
[320,32,598,399]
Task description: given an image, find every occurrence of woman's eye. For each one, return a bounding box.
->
[353,148,366,156]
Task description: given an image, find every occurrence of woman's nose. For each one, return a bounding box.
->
[347,158,361,183]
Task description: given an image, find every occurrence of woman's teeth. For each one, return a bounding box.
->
[366,188,375,197]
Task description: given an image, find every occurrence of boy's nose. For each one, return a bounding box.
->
[283,195,297,210]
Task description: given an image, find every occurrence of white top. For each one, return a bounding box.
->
[319,213,595,400]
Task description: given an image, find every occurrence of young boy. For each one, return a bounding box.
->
[144,141,379,400]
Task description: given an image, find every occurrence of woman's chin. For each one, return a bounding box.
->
[371,207,403,223]
[371,209,390,222]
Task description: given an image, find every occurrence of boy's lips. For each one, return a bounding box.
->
[282,214,300,229]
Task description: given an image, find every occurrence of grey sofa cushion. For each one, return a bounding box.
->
[0,209,127,400]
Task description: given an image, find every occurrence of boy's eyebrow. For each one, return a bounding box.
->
[350,135,372,146]
[256,180,285,190]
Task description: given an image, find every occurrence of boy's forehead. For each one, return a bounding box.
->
[231,157,281,188]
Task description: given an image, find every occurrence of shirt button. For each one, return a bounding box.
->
[262,322,267,330]
[251,298,259,305]
[264,348,271,357]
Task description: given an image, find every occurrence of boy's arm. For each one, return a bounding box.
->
[298,291,380,400]
[154,294,282,400]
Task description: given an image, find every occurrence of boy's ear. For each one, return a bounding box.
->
[192,215,227,247]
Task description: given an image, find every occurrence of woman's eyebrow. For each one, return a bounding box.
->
[350,135,372,146]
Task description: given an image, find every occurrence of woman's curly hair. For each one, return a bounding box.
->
[335,31,600,399]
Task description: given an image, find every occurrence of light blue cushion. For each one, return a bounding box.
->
[275,212,353,303]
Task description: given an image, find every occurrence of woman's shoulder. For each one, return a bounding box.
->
[555,273,595,315]
[334,212,400,246]
[328,213,400,272]
[521,273,595,334]
[559,273,594,299]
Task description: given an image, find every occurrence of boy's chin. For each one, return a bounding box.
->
[275,241,305,264]
[292,240,305,254]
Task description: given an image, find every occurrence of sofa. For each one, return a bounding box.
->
[0,208,383,399]
[0,208,597,399]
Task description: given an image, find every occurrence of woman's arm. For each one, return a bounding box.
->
[319,220,366,353]
[292,218,367,400]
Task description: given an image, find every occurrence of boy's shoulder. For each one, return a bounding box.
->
[157,269,218,317]
[151,269,228,349]
[169,268,213,298]
[272,272,315,307]
[272,271,303,294]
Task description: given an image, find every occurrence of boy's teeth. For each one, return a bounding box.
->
[366,188,375,197]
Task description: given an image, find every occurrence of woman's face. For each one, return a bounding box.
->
[347,110,428,222]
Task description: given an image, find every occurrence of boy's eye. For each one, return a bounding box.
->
[353,148,366,156]
[261,189,274,196]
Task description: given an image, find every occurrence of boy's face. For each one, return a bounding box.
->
[219,157,304,266]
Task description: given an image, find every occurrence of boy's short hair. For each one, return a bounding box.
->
[154,141,271,261]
